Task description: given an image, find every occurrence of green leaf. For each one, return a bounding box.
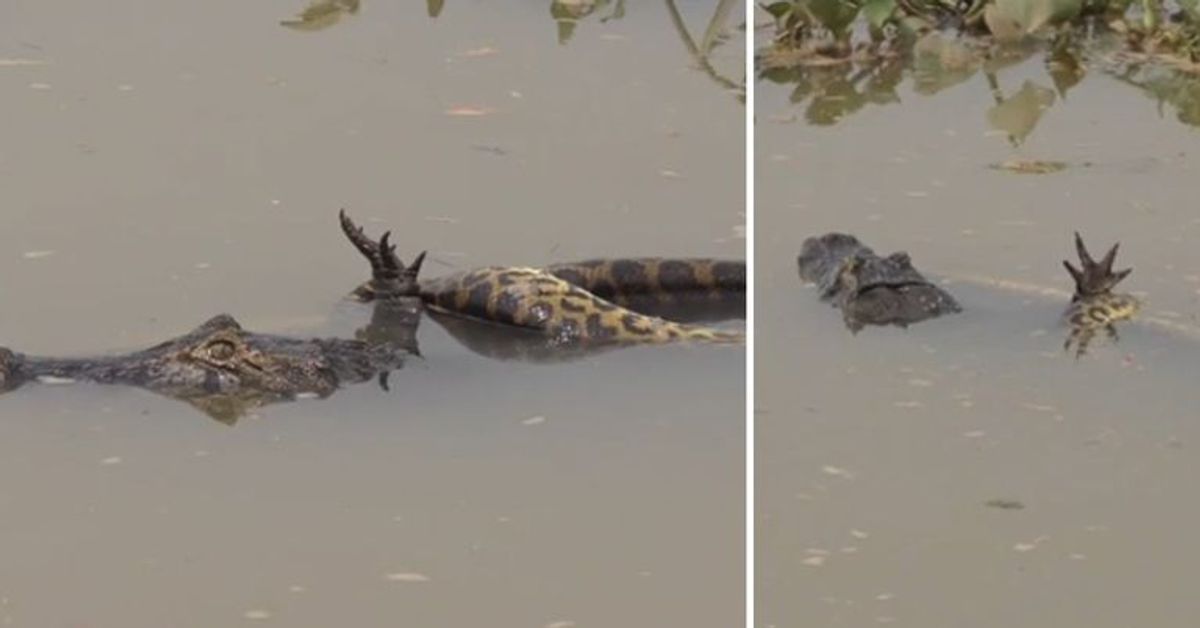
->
[806,0,862,35]
[760,1,797,19]
[986,80,1057,145]
[862,0,897,28]
[983,0,1082,40]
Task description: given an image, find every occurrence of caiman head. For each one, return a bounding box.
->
[116,314,352,422]
[4,315,406,425]
[1063,232,1132,301]
[339,209,426,302]
[798,233,961,332]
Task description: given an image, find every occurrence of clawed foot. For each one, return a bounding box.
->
[1063,232,1133,300]
[339,209,426,300]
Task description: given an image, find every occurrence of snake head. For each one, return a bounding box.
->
[339,209,426,301]
[1063,232,1132,300]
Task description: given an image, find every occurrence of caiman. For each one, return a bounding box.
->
[797,231,1140,356]
[338,210,746,350]
[0,312,416,424]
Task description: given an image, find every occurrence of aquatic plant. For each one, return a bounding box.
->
[759,0,1200,67]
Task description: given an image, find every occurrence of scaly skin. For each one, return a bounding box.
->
[1061,232,1140,357]
[339,210,745,345]
[797,231,1141,357]
[0,314,412,424]
[797,233,962,332]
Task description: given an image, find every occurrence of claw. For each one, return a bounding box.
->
[339,209,423,299]
[1064,233,1133,299]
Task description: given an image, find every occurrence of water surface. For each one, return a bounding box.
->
[757,34,1200,628]
[0,2,745,626]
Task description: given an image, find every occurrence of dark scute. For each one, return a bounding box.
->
[493,291,523,325]
[549,268,586,288]
[462,271,489,287]
[620,313,654,335]
[609,260,650,292]
[657,260,699,291]
[559,297,589,313]
[591,280,617,299]
[464,282,494,319]
[711,261,746,291]
[585,313,617,340]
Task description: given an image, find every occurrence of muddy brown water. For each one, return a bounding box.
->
[0,2,745,626]
[757,45,1200,628]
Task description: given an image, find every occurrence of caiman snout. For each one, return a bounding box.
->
[0,347,17,391]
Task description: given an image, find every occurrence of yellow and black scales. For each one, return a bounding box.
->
[1061,232,1140,356]
[339,211,745,345]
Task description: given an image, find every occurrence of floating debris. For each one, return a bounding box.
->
[36,375,74,385]
[1013,535,1049,552]
[990,159,1069,174]
[0,59,48,67]
[521,415,547,426]
[985,499,1025,510]
[470,145,507,156]
[459,46,499,58]
[444,106,494,117]
[384,572,430,582]
[821,465,853,478]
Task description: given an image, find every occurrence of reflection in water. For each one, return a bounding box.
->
[985,75,1056,146]
[665,0,746,100]
[280,0,360,31]
[277,0,745,101]
[551,0,627,44]
[429,291,745,362]
[759,33,1200,141]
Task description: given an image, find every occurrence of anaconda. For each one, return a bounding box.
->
[798,231,1142,357]
[338,210,746,346]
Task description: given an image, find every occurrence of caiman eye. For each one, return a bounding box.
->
[206,340,237,362]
